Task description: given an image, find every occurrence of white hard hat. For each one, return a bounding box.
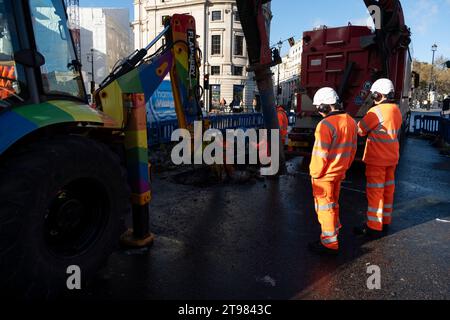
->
[313,87,339,105]
[371,78,395,95]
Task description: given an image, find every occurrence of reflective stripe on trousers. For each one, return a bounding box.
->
[315,203,337,211]
[312,151,353,160]
[312,178,342,250]
[322,236,338,245]
[366,165,397,231]
[368,215,383,223]
[367,180,396,188]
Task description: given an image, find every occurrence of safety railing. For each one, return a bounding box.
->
[411,114,450,144]
[209,113,265,131]
[148,120,177,146]
[411,115,441,135]
[148,111,298,147]
[148,113,265,146]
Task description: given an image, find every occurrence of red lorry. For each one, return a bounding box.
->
[287,0,413,157]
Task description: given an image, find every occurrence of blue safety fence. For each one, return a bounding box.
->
[148,119,179,146]
[411,114,450,144]
[148,113,265,147]
[148,111,298,147]
[412,115,441,135]
[209,113,265,131]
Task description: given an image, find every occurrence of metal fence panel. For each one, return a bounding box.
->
[148,112,299,147]
[411,114,450,144]
[148,113,266,146]
[412,115,441,135]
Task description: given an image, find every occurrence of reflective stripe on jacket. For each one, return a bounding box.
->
[358,103,403,166]
[310,112,358,180]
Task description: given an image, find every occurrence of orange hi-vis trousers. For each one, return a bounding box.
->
[366,165,396,231]
[312,177,343,250]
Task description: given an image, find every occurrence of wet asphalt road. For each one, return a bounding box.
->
[81,137,450,300]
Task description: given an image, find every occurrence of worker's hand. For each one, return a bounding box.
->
[357,128,368,137]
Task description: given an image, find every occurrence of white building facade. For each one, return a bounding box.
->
[273,40,302,109]
[132,0,272,110]
[79,8,132,94]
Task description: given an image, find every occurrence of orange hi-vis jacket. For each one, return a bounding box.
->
[358,103,403,167]
[277,107,289,144]
[310,111,358,180]
[0,65,15,100]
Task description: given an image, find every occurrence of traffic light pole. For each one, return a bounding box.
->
[276,41,282,105]
[89,49,95,95]
[204,73,210,112]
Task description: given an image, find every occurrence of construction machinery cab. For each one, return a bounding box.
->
[0,0,85,107]
[0,0,22,102]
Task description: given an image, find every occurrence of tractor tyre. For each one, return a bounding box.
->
[0,136,130,299]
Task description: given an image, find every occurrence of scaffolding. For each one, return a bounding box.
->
[65,0,81,60]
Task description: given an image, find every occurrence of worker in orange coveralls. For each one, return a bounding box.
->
[249,106,288,160]
[277,105,289,145]
[354,78,403,237]
[308,87,358,255]
[0,65,15,100]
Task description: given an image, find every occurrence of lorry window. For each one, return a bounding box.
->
[28,0,84,99]
[0,0,23,102]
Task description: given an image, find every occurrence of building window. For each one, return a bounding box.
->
[234,35,244,56]
[234,11,240,22]
[211,10,222,21]
[233,66,244,76]
[211,66,221,75]
[211,35,221,55]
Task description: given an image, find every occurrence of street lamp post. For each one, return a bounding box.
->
[87,48,95,95]
[276,40,283,105]
[429,44,437,93]
[203,1,210,112]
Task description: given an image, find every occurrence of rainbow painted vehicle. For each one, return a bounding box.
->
[0,0,203,296]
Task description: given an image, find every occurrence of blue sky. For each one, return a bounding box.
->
[79,0,450,62]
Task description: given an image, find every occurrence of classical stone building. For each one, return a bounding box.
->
[273,40,302,109]
[79,8,132,94]
[132,0,272,110]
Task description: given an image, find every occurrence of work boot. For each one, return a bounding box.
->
[308,241,339,256]
[353,224,383,238]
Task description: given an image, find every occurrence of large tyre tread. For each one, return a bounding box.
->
[0,135,130,299]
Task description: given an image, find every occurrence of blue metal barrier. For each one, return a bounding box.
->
[209,113,265,131]
[412,115,441,135]
[411,114,450,144]
[148,113,265,146]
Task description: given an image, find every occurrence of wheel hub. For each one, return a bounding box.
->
[44,179,108,257]
[51,196,84,236]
